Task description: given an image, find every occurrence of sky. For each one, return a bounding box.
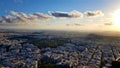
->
[0,0,120,31]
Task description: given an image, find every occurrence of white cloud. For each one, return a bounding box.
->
[68,10,83,18]
[0,10,105,25]
[0,11,52,24]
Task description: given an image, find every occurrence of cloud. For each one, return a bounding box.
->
[84,10,104,17]
[49,10,83,18]
[66,24,70,26]
[33,12,52,19]
[0,11,52,24]
[0,15,15,23]
[50,10,104,18]
[0,10,105,24]
[74,23,82,26]
[104,22,113,26]
[66,23,83,26]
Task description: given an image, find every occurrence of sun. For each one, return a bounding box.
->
[113,9,120,27]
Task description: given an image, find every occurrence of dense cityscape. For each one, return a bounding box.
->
[0,30,120,68]
[1,0,120,68]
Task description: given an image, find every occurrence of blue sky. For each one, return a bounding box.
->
[0,0,116,15]
[0,0,120,31]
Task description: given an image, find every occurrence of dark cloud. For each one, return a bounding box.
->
[84,10,104,17]
[50,10,83,18]
[0,11,52,24]
[66,23,83,26]
[66,24,70,26]
[104,22,113,26]
[74,23,81,26]
[50,10,104,18]
[50,12,71,17]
